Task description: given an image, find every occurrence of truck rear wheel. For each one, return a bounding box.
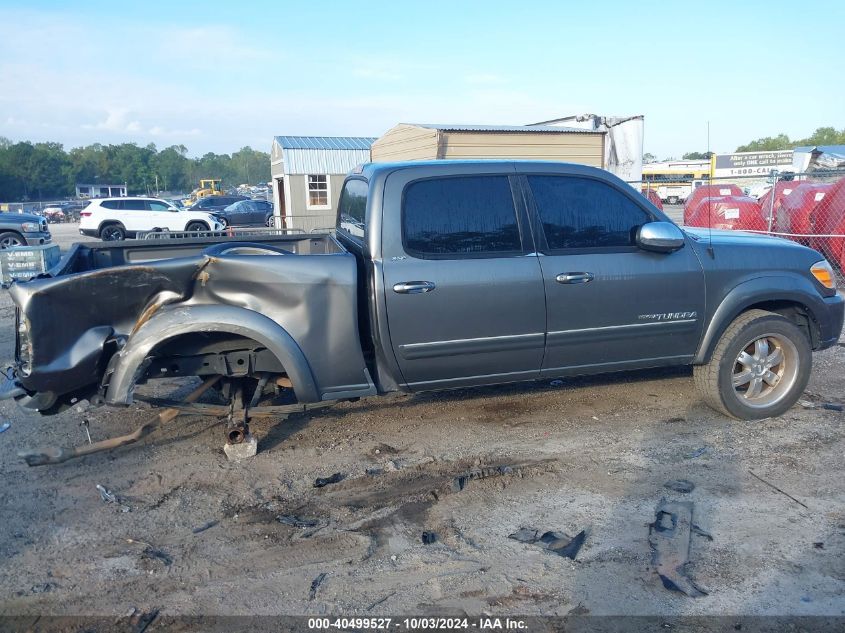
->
[693,309,811,420]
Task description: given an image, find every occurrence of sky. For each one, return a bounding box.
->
[1,0,843,159]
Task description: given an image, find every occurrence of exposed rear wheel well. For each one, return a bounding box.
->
[143,332,286,380]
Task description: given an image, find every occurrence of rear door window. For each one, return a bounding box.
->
[101,200,122,210]
[337,178,368,238]
[402,175,522,258]
[148,201,170,211]
[123,199,146,211]
[527,176,651,250]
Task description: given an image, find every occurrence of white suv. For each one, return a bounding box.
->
[79,197,224,240]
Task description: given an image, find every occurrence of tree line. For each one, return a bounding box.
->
[643,126,845,163]
[0,138,271,202]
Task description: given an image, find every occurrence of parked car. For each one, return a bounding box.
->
[188,195,247,213]
[1,161,842,424]
[41,206,66,223]
[215,199,275,227]
[0,212,51,248]
[683,195,768,232]
[78,197,225,240]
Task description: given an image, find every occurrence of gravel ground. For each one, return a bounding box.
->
[0,222,842,619]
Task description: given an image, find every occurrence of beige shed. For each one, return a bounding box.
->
[370,123,605,166]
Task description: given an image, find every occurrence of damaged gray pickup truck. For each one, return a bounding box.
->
[2,161,843,429]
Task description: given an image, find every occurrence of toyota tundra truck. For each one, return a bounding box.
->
[2,161,843,422]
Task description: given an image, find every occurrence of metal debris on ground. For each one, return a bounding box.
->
[508,527,587,560]
[314,473,344,488]
[278,514,320,528]
[748,470,809,509]
[96,484,131,512]
[80,419,92,444]
[453,464,514,492]
[648,499,708,597]
[192,520,219,534]
[821,403,843,412]
[0,421,10,433]
[141,548,173,567]
[683,446,709,459]
[421,531,438,545]
[664,479,695,493]
[125,607,159,633]
[309,572,327,600]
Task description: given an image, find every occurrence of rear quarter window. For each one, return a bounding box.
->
[337,178,368,239]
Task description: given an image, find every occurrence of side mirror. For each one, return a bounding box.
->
[636,221,685,253]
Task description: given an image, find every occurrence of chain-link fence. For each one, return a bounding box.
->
[632,170,845,287]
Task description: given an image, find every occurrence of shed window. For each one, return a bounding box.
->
[306,175,330,209]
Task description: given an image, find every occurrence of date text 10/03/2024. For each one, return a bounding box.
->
[307,617,529,630]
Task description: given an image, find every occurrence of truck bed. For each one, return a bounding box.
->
[9,232,374,412]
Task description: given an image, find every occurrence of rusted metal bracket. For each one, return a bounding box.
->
[18,376,220,467]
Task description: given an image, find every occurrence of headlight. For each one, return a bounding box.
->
[810,260,836,290]
[21,222,39,232]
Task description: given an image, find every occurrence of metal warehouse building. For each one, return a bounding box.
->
[370,123,605,166]
[271,135,375,232]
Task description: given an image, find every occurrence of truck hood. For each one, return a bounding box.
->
[6,212,47,225]
[683,227,817,252]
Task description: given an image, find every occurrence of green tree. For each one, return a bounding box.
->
[682,151,710,160]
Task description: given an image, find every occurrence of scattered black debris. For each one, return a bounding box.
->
[192,520,219,534]
[691,524,713,541]
[813,542,824,550]
[821,403,843,412]
[278,514,320,528]
[568,603,590,616]
[142,548,173,567]
[453,465,514,492]
[126,607,159,633]
[508,527,587,560]
[664,479,695,494]
[748,470,809,509]
[367,591,396,611]
[30,582,55,594]
[309,572,327,600]
[549,380,564,387]
[96,484,131,512]
[648,499,708,597]
[663,417,685,424]
[365,467,384,476]
[314,473,344,488]
[421,531,438,545]
[683,447,709,460]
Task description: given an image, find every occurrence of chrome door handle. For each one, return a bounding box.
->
[556,272,594,284]
[393,281,436,294]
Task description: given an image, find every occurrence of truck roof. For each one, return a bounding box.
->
[354,159,611,181]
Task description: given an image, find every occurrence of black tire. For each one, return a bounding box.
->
[693,309,811,420]
[265,215,275,227]
[186,221,209,232]
[99,224,125,241]
[0,231,24,248]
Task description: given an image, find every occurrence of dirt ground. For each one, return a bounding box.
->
[0,225,843,619]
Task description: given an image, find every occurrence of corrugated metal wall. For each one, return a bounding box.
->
[282,148,371,175]
[370,124,439,162]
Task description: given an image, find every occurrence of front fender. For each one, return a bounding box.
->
[694,273,833,364]
[104,304,320,405]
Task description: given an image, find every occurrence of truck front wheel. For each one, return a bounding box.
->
[694,309,811,420]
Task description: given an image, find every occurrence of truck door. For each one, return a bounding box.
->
[381,168,546,390]
[518,169,706,376]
